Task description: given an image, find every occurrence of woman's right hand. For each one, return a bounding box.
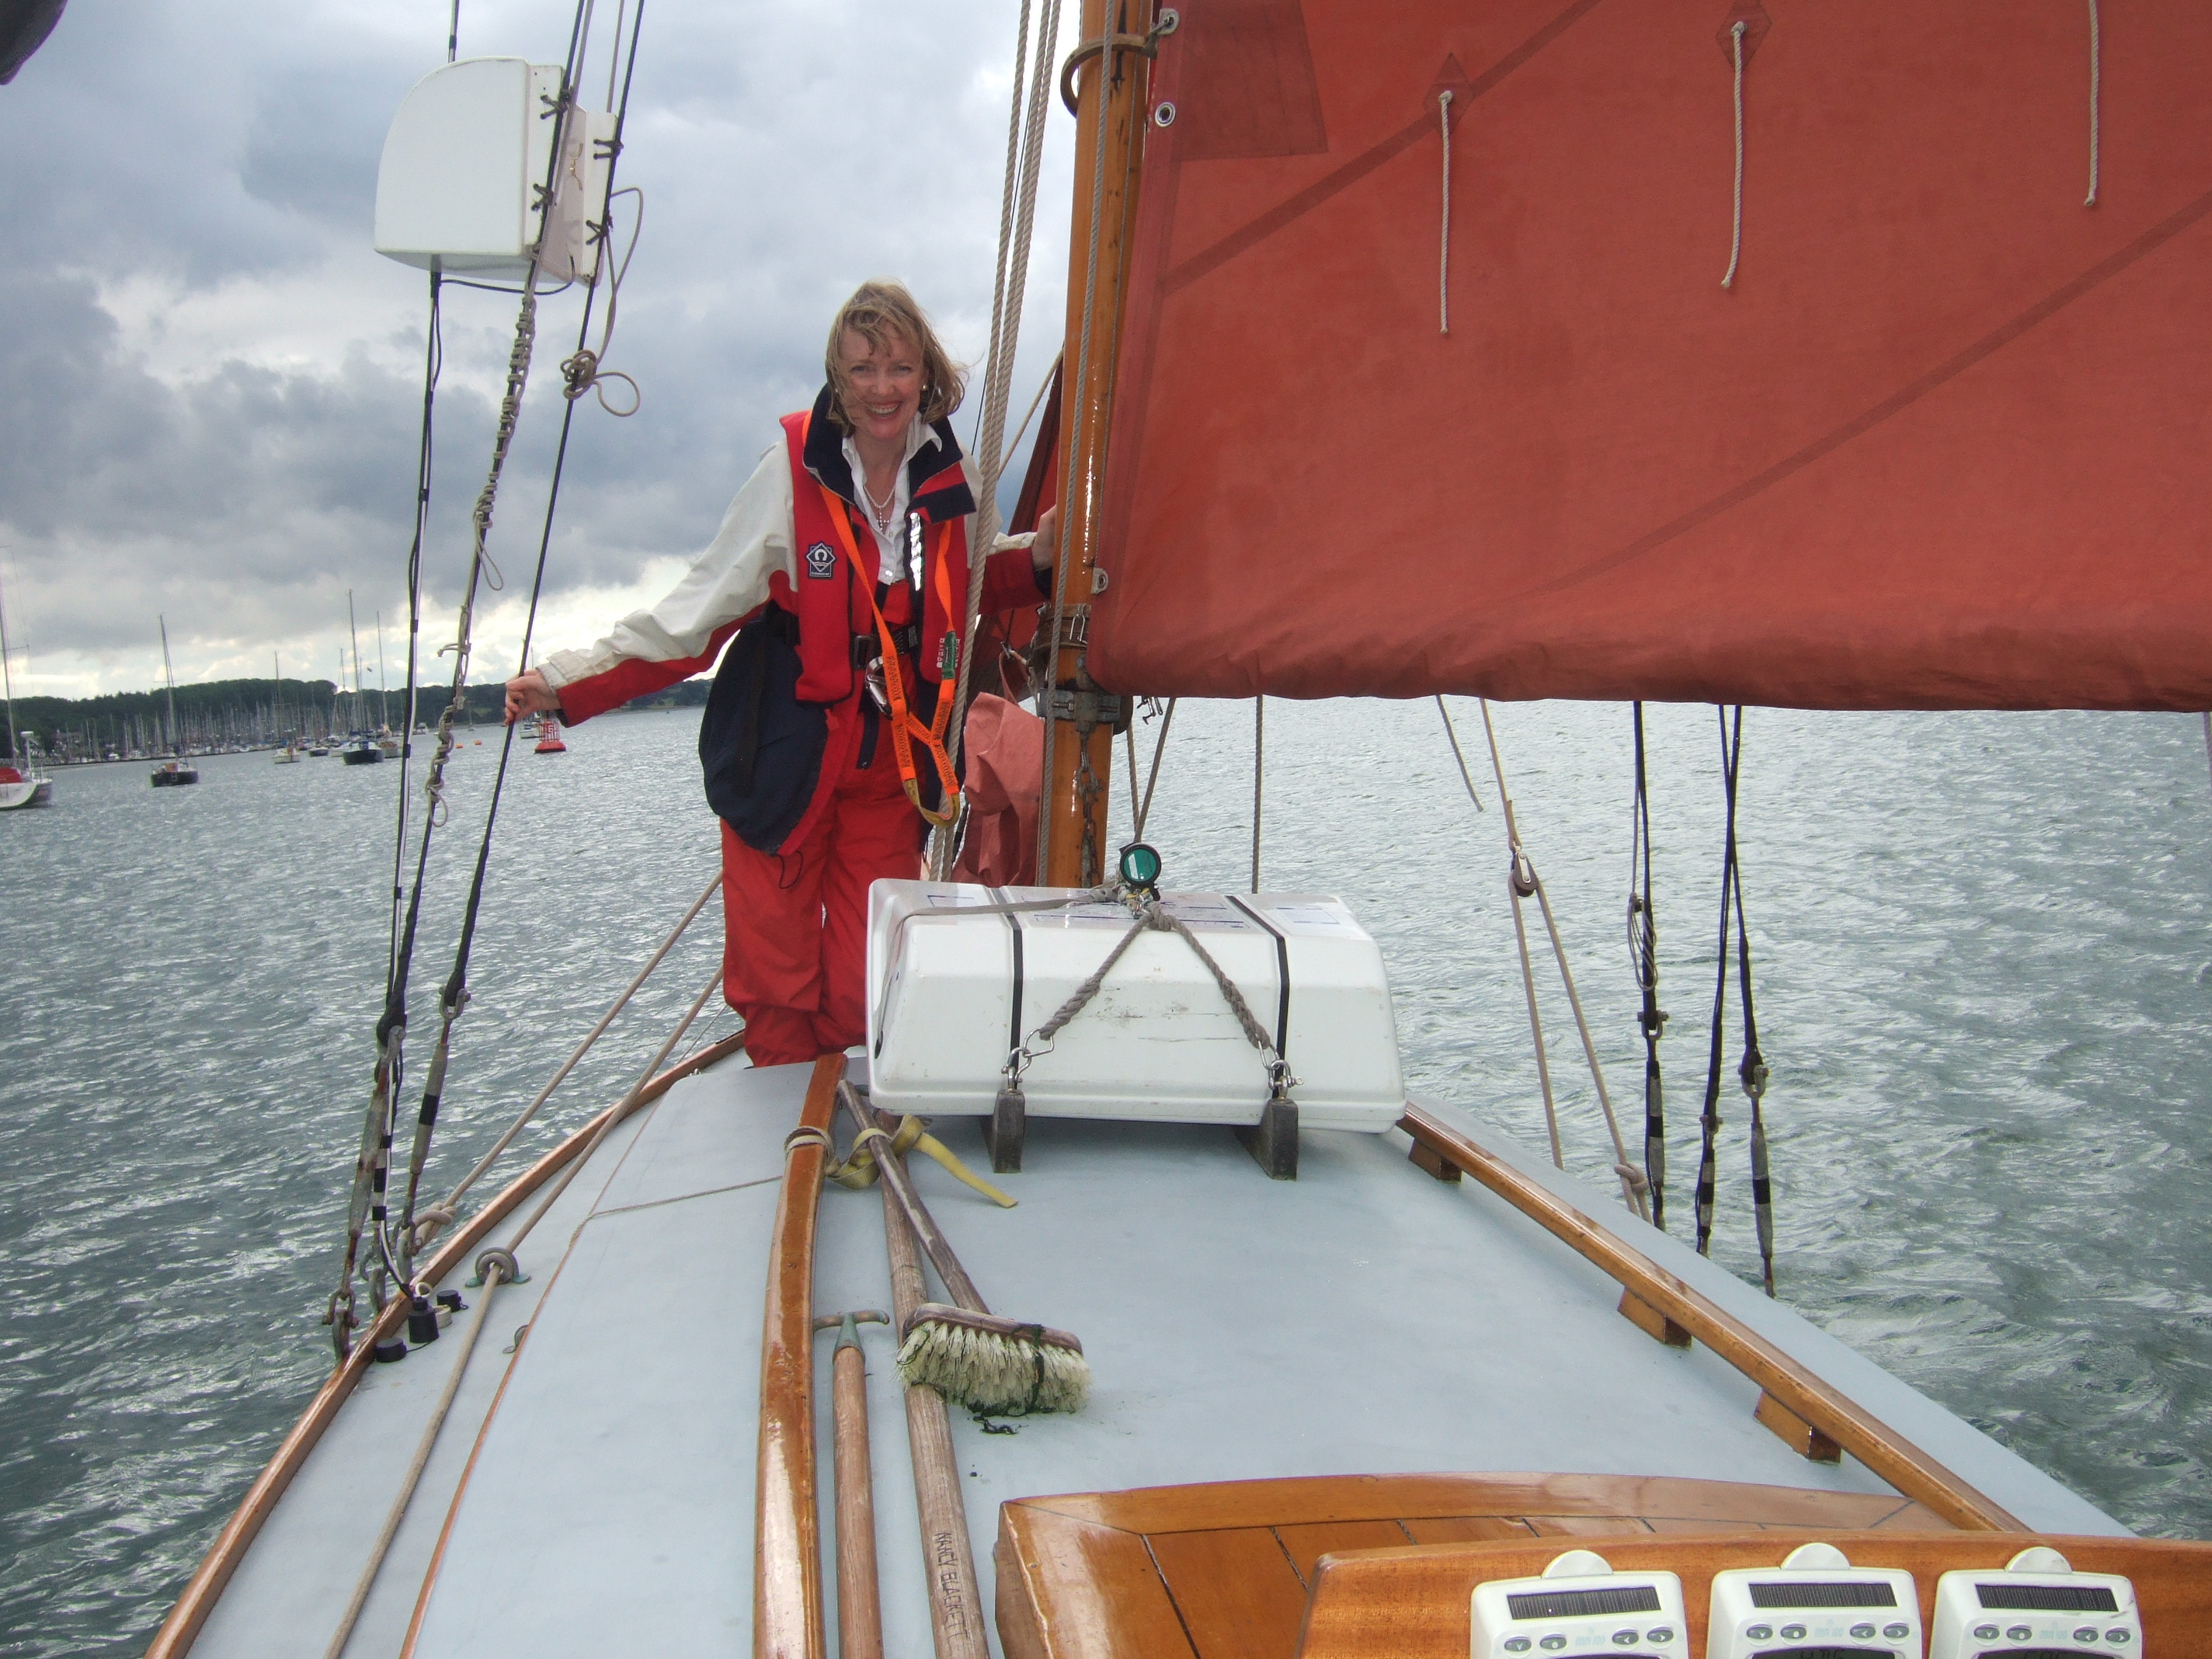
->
[504,670,561,724]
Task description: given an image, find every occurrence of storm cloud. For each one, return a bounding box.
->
[0,0,1074,694]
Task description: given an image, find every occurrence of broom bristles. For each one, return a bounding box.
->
[896,1304,1090,1415]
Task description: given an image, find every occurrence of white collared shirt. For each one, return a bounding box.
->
[536,416,1034,693]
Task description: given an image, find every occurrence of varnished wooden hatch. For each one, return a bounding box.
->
[994,1472,1954,1659]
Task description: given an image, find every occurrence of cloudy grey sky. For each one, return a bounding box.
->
[0,0,1076,697]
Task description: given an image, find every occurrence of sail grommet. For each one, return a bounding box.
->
[1153,101,1177,127]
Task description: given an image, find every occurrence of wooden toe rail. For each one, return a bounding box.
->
[755,1053,846,1659]
[145,1031,748,1659]
[1399,1103,2022,1532]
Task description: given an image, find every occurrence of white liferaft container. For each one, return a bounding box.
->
[866,882,1404,1131]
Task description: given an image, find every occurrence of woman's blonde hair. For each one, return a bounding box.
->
[823,280,967,431]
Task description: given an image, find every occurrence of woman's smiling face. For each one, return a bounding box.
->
[839,327,923,447]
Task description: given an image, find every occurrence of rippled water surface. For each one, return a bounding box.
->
[2,702,2208,1653]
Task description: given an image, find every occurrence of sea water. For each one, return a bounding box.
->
[0,702,2205,1653]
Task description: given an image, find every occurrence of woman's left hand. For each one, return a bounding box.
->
[1030,506,1059,576]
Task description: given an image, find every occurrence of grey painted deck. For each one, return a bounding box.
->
[190,1056,2119,1658]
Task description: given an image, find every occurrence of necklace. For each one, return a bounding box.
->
[861,469,898,534]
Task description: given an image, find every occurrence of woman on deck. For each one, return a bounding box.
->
[505,281,1056,1066]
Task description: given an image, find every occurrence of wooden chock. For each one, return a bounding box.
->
[984,1085,1025,1174]
[1756,1388,1843,1462]
[1618,1288,1692,1349]
[1236,1098,1299,1181]
[1408,1137,1462,1183]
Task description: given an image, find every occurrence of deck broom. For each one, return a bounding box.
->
[836,1082,1088,1414]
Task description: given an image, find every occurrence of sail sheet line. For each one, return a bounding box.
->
[1514,179,2212,609]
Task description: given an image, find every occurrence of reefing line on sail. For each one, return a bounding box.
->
[1437,89,1453,332]
[1722,19,1747,289]
[2085,0,2102,207]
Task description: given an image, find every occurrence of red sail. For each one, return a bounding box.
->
[1087,0,2212,710]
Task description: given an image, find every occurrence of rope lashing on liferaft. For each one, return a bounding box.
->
[1438,89,1454,334]
[1692,705,1777,1295]
[1722,19,1748,289]
[997,878,1298,1133]
[1627,703,1668,1229]
[1474,702,1650,1220]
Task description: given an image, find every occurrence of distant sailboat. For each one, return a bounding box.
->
[148,617,198,788]
[273,651,301,763]
[0,564,50,809]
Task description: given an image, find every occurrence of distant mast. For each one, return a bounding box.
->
[158,615,182,757]
[0,564,18,769]
[375,610,389,731]
[346,590,364,735]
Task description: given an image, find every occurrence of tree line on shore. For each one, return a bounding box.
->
[5,676,709,761]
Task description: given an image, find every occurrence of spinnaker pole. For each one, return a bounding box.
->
[1040,0,1156,887]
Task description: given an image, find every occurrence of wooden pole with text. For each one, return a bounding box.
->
[1042,0,1154,887]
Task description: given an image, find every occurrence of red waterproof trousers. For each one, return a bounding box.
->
[719,723,923,1067]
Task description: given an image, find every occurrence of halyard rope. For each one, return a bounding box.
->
[1124,695,1176,841]
[933,0,1065,878]
[1477,701,1649,1219]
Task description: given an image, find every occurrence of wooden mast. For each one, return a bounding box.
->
[1041,0,1155,887]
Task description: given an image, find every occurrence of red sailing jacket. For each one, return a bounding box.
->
[551,387,1047,853]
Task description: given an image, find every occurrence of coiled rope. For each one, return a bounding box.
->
[1475,701,1649,1219]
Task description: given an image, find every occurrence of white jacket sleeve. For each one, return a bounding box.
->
[536,444,798,690]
